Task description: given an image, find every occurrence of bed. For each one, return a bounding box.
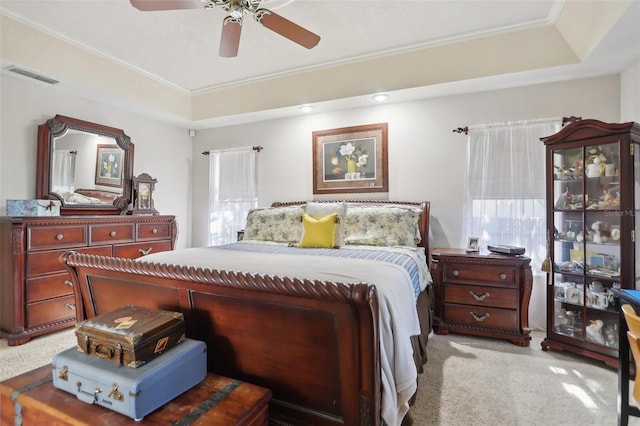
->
[61,200,433,426]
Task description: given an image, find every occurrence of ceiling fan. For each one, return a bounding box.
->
[130,0,321,58]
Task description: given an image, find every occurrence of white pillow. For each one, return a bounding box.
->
[305,202,346,247]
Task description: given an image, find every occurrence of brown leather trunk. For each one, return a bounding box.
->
[75,305,185,368]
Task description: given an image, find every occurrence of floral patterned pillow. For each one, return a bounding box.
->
[243,206,304,243]
[344,206,421,247]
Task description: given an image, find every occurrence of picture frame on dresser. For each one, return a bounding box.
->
[466,237,480,252]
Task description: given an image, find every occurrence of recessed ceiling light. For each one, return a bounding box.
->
[372,93,389,102]
[298,104,315,113]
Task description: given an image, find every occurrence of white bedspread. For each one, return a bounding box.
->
[139,243,427,426]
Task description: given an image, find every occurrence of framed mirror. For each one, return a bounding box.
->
[36,115,135,215]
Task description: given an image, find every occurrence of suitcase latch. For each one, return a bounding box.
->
[57,365,68,381]
[108,383,124,402]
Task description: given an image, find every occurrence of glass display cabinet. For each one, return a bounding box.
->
[541,119,640,367]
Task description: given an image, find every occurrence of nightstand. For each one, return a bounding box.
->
[431,248,533,346]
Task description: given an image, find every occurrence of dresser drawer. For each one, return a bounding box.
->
[444,303,518,330]
[137,222,172,241]
[444,263,516,287]
[444,284,518,309]
[26,295,76,328]
[89,223,135,245]
[26,245,112,277]
[113,240,172,259]
[26,273,74,303]
[27,225,87,251]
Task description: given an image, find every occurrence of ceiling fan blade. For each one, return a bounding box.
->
[219,17,242,58]
[255,9,320,49]
[130,0,204,12]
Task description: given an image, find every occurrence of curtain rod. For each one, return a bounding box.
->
[452,116,582,135]
[202,146,263,155]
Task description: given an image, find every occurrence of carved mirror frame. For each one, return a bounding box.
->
[36,115,135,215]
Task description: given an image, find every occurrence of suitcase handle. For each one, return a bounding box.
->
[91,343,115,360]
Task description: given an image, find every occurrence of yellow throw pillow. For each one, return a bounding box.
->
[298,213,338,248]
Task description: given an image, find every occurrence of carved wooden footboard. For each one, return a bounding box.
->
[62,251,382,426]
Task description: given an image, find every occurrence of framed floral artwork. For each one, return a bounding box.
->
[95,144,123,187]
[312,123,388,194]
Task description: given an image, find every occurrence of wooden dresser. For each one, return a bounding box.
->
[0,215,177,346]
[431,248,533,346]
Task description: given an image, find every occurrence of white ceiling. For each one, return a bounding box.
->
[1,0,639,128]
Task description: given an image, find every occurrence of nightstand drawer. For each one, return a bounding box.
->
[444,303,518,330]
[444,263,516,287]
[89,223,135,245]
[444,284,517,309]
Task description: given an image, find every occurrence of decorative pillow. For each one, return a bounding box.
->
[243,206,304,243]
[298,213,339,248]
[344,206,421,247]
[304,202,346,246]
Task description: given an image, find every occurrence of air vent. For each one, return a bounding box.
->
[5,66,59,85]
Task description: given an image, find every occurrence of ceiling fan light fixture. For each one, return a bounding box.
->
[372,93,389,102]
[298,104,315,113]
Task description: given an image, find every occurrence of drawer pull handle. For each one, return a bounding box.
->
[499,273,507,280]
[452,270,459,277]
[152,228,158,234]
[470,312,490,322]
[110,231,117,237]
[470,291,490,301]
[64,280,73,287]
[139,247,152,256]
[65,303,76,311]
[56,234,63,240]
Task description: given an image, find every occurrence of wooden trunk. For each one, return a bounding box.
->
[1,365,271,425]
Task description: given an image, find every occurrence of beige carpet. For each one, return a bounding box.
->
[1,329,639,425]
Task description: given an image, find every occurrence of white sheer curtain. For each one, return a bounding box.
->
[461,118,563,330]
[208,147,258,246]
[51,150,76,194]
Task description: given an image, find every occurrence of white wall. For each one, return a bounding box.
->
[621,58,640,122]
[191,75,621,250]
[0,74,193,248]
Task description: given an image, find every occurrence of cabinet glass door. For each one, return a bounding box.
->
[551,142,620,350]
[635,142,640,291]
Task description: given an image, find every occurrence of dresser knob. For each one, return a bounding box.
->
[499,273,507,280]
[56,234,63,240]
[152,228,158,234]
[452,270,459,277]
[110,231,117,237]
[64,280,73,287]
[64,303,76,311]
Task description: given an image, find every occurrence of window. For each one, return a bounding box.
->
[208,147,258,245]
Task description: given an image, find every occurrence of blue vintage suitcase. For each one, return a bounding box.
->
[52,338,207,421]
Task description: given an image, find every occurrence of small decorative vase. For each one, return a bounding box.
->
[346,158,357,174]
